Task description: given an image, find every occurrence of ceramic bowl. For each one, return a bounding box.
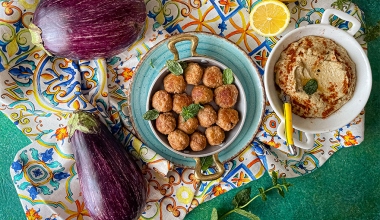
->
[146,56,247,158]
[129,32,265,173]
[264,9,372,150]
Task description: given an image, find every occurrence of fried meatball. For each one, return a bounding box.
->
[152,90,172,112]
[197,104,217,128]
[168,129,189,151]
[216,108,239,131]
[214,84,239,108]
[203,66,223,88]
[184,62,203,85]
[163,73,186,94]
[205,125,225,146]
[191,85,213,104]
[177,115,199,134]
[172,93,193,114]
[190,132,207,151]
[156,112,176,135]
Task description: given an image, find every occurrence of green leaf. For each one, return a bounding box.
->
[234,208,260,220]
[211,208,218,220]
[179,61,188,70]
[271,171,278,186]
[143,109,159,120]
[222,68,234,85]
[365,21,380,42]
[166,60,183,75]
[278,187,285,198]
[258,187,267,201]
[150,59,155,68]
[181,104,203,121]
[232,188,251,208]
[303,79,318,95]
[200,156,213,171]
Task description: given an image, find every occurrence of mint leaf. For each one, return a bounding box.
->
[365,21,380,42]
[179,61,188,70]
[271,171,278,186]
[223,68,234,84]
[278,187,285,198]
[150,59,155,68]
[258,187,267,201]
[200,155,213,171]
[181,103,203,121]
[211,208,218,220]
[234,208,260,220]
[166,60,183,75]
[303,79,318,95]
[232,188,251,208]
[143,109,159,120]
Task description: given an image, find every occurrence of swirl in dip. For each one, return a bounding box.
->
[275,36,356,118]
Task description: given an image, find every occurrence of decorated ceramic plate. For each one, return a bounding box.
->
[129,32,265,167]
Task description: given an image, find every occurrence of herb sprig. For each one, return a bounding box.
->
[211,171,292,220]
[181,103,203,121]
[365,21,380,42]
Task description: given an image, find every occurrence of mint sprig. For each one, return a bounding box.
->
[211,171,292,220]
[223,68,234,85]
[181,103,203,121]
[166,60,183,75]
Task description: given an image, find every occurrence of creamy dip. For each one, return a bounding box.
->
[275,36,356,118]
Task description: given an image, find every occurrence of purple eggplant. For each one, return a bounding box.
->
[68,111,147,220]
[29,0,146,60]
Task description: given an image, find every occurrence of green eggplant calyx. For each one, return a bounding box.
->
[68,111,100,138]
[28,22,53,57]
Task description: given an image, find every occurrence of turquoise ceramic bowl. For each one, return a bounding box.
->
[129,32,265,167]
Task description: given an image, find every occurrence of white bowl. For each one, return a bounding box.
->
[264,9,372,149]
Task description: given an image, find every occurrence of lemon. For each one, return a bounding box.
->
[249,0,291,37]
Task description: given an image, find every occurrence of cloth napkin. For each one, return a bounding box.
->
[0,0,366,219]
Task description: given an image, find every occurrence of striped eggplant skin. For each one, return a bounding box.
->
[30,0,146,60]
[68,111,147,220]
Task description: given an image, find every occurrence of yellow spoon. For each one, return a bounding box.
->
[283,95,297,156]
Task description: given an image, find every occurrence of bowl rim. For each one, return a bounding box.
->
[146,56,247,158]
[264,23,372,134]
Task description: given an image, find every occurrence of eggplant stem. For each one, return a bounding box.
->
[68,111,100,138]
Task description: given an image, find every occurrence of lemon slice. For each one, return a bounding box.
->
[249,0,291,37]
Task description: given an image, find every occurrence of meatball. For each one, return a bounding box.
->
[184,62,203,85]
[163,73,186,94]
[172,93,193,114]
[197,104,217,128]
[168,129,189,151]
[177,115,199,134]
[155,112,176,135]
[214,84,239,108]
[191,85,213,104]
[203,66,223,88]
[190,132,207,151]
[205,125,225,146]
[216,108,239,131]
[152,90,172,112]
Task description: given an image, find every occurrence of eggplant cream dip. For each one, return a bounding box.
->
[275,36,356,118]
